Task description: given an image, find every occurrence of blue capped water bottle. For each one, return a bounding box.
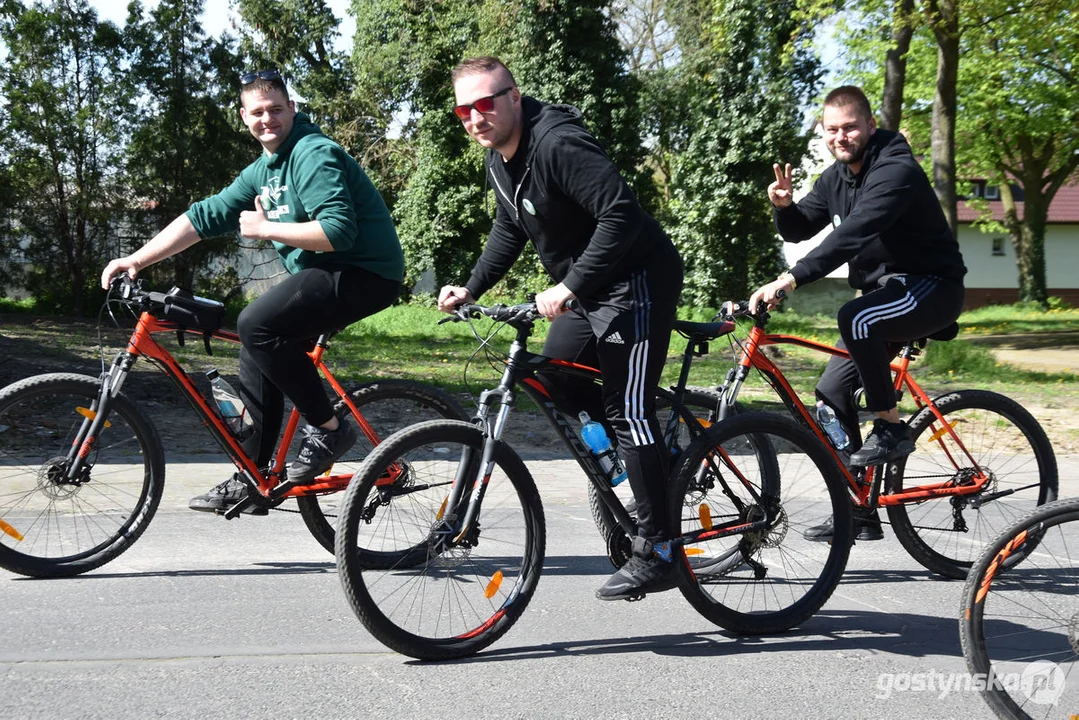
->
[816,401,850,450]
[578,412,628,486]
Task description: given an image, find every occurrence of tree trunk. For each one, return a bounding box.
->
[925,0,959,234]
[1018,183,1049,306]
[880,0,915,131]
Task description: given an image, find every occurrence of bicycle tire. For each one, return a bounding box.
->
[887,389,1058,580]
[336,419,545,660]
[587,388,725,557]
[0,373,165,578]
[959,497,1079,719]
[296,380,466,554]
[672,411,852,634]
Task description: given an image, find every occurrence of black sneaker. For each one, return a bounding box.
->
[188,474,268,515]
[803,506,884,542]
[288,421,359,484]
[596,537,678,601]
[849,419,914,467]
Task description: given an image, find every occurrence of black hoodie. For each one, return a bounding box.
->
[776,128,966,291]
[465,97,674,300]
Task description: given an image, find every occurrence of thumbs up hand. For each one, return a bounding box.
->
[240,196,270,240]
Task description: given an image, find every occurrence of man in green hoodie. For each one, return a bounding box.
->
[101,69,405,515]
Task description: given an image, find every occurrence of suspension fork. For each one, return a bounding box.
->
[448,349,522,544]
[64,351,137,480]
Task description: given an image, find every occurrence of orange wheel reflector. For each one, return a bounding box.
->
[436,496,448,521]
[679,417,713,429]
[0,519,23,542]
[698,504,713,530]
[685,547,705,556]
[485,570,504,599]
[928,419,959,443]
[76,407,110,428]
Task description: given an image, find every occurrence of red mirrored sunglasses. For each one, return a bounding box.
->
[453,87,514,121]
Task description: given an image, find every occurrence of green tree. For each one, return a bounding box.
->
[0,0,127,314]
[350,0,488,297]
[667,0,821,306]
[959,0,1079,305]
[122,0,253,294]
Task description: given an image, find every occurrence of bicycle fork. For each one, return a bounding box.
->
[62,352,136,483]
[440,385,514,547]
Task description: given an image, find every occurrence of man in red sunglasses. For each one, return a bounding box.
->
[438,56,685,602]
[101,69,405,515]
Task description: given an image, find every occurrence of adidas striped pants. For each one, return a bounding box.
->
[537,260,683,542]
[817,274,964,449]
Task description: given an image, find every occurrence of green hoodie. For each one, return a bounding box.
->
[185,112,404,282]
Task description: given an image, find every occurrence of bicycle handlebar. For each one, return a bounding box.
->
[438,296,579,327]
[109,276,224,315]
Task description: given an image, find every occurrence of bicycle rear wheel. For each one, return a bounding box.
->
[673,412,852,634]
[0,373,165,578]
[297,380,466,554]
[336,420,545,660]
[888,389,1058,580]
[959,497,1079,719]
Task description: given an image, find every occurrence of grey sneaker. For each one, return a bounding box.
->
[850,419,914,467]
[596,537,678,601]
[288,421,359,484]
[188,474,267,515]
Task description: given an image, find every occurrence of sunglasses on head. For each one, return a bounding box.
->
[240,69,282,85]
[453,86,514,120]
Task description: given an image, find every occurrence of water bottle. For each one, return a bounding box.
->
[206,369,254,440]
[578,412,628,486]
[816,401,849,450]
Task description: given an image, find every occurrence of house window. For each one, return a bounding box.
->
[991,237,1006,256]
[983,184,1000,200]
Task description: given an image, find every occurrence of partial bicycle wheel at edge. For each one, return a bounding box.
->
[296,380,467,554]
[887,389,1058,580]
[0,373,165,578]
[336,419,545,661]
[959,497,1079,719]
[672,412,852,635]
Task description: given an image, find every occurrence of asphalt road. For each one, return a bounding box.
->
[3,458,1077,720]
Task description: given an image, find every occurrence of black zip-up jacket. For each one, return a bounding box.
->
[465,97,674,300]
[777,128,966,292]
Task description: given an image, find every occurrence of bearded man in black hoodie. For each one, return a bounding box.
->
[438,56,685,600]
[750,86,966,542]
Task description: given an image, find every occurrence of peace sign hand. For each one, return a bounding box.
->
[768,163,794,208]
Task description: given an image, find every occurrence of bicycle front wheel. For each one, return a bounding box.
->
[336,420,545,661]
[960,497,1079,719]
[0,373,165,578]
[888,389,1058,579]
[673,412,852,634]
[297,380,466,554]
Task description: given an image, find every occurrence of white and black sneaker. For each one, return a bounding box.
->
[596,537,678,601]
[288,421,359,484]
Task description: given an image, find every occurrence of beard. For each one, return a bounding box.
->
[831,139,869,166]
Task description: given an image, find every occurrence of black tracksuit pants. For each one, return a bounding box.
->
[816,274,964,449]
[536,256,683,542]
[235,266,402,466]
